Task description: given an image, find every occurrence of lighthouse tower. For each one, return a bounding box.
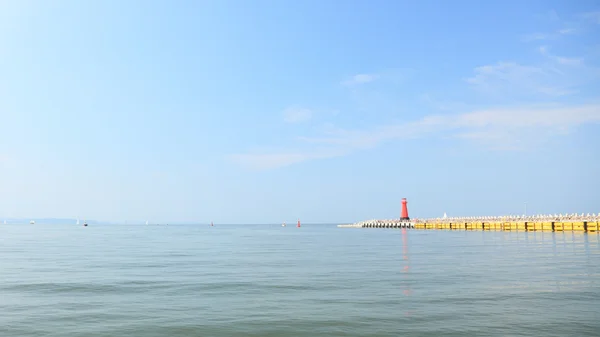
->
[400,198,410,221]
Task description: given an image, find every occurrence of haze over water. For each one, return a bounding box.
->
[1,224,599,337]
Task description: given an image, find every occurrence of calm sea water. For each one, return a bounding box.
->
[1,224,599,336]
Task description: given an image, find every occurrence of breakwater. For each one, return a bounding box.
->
[338,214,600,232]
[338,219,414,229]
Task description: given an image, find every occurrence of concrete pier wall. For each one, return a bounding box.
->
[337,219,414,229]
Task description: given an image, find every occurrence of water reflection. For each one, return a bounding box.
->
[400,228,412,299]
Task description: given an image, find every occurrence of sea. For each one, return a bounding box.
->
[1,224,599,337]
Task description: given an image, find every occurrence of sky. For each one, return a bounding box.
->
[1,0,599,224]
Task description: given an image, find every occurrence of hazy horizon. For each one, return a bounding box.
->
[0,218,346,225]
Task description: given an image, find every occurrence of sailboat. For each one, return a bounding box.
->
[297,219,301,228]
[146,220,149,225]
[83,219,88,227]
[282,222,286,227]
[76,218,80,225]
[3,219,6,225]
[30,220,35,224]
[210,221,214,227]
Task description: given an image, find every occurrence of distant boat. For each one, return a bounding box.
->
[210,221,214,227]
[282,222,286,227]
[3,220,6,225]
[146,220,149,225]
[83,219,88,227]
[297,219,301,228]
[76,218,80,225]
[30,220,35,225]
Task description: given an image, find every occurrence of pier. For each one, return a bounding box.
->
[338,198,600,232]
[339,214,600,232]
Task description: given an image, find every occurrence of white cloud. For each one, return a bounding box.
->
[465,62,567,97]
[282,106,313,123]
[341,73,379,86]
[465,42,595,98]
[558,28,576,35]
[555,56,583,65]
[538,45,584,66]
[300,103,600,151]
[230,103,600,170]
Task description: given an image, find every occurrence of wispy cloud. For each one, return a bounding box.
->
[465,42,594,98]
[230,103,600,170]
[282,106,313,123]
[522,27,576,41]
[538,45,584,65]
[522,33,553,41]
[558,28,576,35]
[523,8,600,43]
[555,56,583,65]
[581,11,600,24]
[228,11,600,170]
[521,9,593,42]
[300,103,600,151]
[341,73,379,86]
[465,62,570,97]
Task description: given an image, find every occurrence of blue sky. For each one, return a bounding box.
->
[1,0,599,224]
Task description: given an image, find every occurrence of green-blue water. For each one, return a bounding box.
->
[1,224,599,336]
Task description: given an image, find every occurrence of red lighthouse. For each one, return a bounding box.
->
[401,198,409,220]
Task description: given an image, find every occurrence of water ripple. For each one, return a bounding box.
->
[0,224,598,336]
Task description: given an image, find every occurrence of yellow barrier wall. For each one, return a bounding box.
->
[541,222,553,231]
[573,222,585,231]
[451,223,464,230]
[397,220,598,232]
[467,222,480,230]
